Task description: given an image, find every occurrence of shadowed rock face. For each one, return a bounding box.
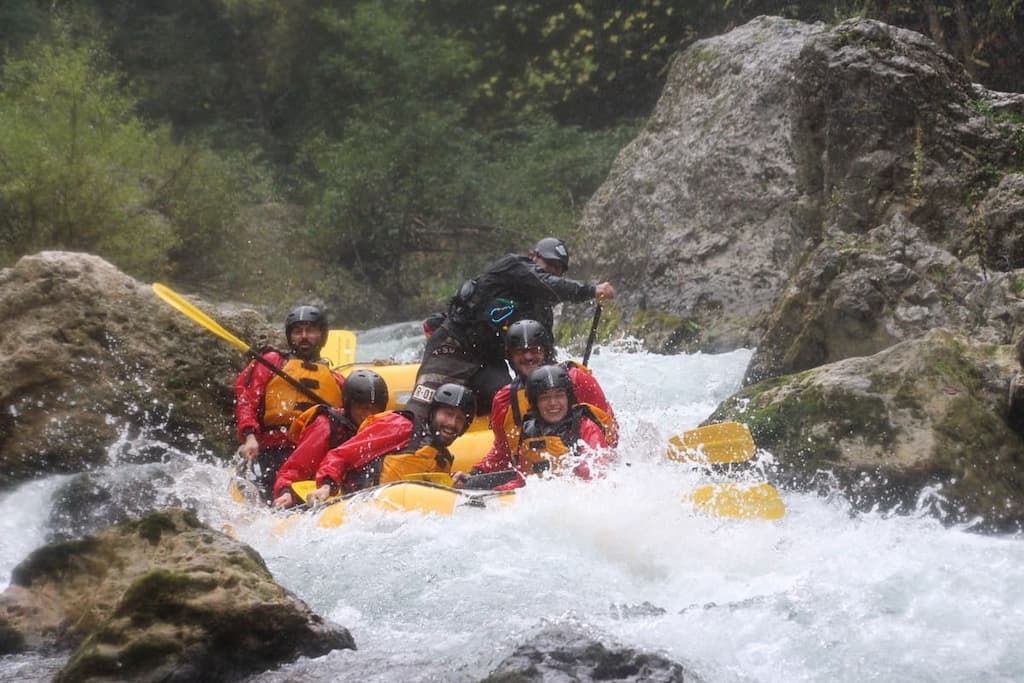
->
[484,624,699,683]
[575,17,1024,360]
[0,509,355,680]
[0,251,279,489]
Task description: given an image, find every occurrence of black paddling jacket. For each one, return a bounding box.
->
[448,254,597,362]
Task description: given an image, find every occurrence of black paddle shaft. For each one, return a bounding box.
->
[582,304,603,367]
[461,470,519,489]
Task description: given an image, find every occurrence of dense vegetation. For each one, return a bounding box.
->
[2,1,1022,323]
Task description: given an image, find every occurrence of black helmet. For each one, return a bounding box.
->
[525,364,576,409]
[343,369,389,412]
[430,383,475,435]
[533,237,569,273]
[285,305,328,335]
[506,319,553,355]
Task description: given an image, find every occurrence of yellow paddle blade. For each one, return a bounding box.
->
[152,283,250,352]
[323,329,357,367]
[401,472,454,486]
[290,479,323,503]
[688,482,785,520]
[667,421,756,464]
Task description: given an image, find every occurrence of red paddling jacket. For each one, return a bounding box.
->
[272,407,361,499]
[315,411,456,494]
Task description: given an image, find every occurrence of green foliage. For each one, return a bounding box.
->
[0,36,176,273]
[299,2,631,316]
[0,33,273,281]
[477,116,637,240]
[419,0,720,127]
[4,0,1024,320]
[305,107,631,316]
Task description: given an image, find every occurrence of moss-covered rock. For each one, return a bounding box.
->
[712,329,1024,530]
[0,509,354,680]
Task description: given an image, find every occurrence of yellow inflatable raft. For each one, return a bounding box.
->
[312,480,515,528]
[334,361,495,472]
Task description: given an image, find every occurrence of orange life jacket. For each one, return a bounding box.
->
[516,403,614,476]
[502,384,531,455]
[262,358,342,429]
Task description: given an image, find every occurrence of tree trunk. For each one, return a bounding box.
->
[953,0,974,76]
[923,1,945,51]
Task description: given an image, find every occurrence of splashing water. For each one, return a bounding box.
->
[2,329,1023,683]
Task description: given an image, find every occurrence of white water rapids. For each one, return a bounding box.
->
[2,323,1024,682]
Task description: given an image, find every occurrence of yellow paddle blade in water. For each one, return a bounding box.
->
[688,482,786,520]
[667,421,757,464]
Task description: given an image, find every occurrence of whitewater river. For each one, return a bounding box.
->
[2,324,1024,682]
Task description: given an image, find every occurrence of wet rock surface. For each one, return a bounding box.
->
[0,509,354,680]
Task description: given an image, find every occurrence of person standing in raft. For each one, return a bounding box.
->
[235,305,345,501]
[305,383,476,504]
[271,369,389,508]
[452,318,617,487]
[406,237,615,421]
[481,364,615,490]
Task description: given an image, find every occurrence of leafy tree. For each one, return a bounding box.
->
[0,34,273,280]
[300,2,633,316]
[0,37,176,273]
[418,0,727,127]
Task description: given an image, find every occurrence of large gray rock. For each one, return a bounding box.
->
[710,329,1024,531]
[0,509,354,681]
[575,16,1024,360]
[0,251,279,489]
[578,16,821,352]
[743,216,1024,383]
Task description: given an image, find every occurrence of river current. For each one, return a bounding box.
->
[2,323,1023,682]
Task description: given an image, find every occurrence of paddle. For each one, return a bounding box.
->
[401,470,520,489]
[152,283,334,409]
[688,482,785,520]
[667,422,785,519]
[581,304,602,367]
[666,421,757,464]
[288,479,325,504]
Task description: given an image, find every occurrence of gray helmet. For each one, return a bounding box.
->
[343,369,389,413]
[533,237,569,273]
[525,364,576,409]
[505,319,553,356]
[430,383,476,435]
[285,305,327,336]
